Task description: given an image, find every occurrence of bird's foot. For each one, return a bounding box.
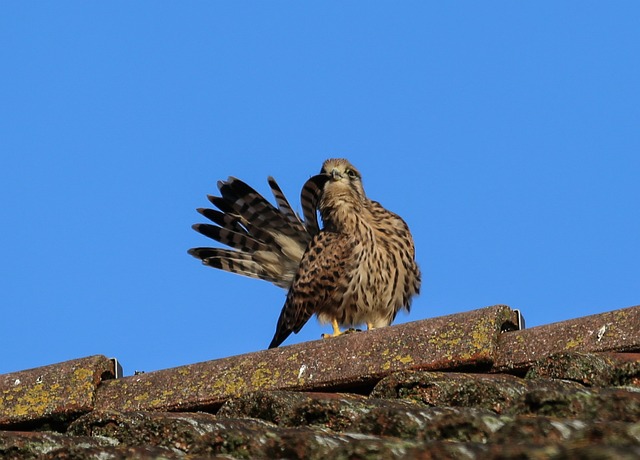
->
[322,319,346,339]
[321,332,342,339]
[322,327,364,339]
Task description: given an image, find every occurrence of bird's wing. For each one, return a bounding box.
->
[268,231,355,348]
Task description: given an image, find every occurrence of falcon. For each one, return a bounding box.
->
[189,159,421,348]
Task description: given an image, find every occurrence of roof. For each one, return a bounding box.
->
[1,304,639,459]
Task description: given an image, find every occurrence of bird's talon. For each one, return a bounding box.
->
[322,332,342,339]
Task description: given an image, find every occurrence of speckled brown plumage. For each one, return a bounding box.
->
[189,175,323,289]
[269,159,421,348]
[189,159,421,349]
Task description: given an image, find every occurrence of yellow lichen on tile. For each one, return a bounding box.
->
[396,355,414,365]
[134,392,150,402]
[251,362,281,389]
[565,337,582,349]
[8,383,56,418]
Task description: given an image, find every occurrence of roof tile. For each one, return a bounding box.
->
[2,304,640,458]
[493,416,640,446]
[370,370,581,414]
[525,351,637,387]
[0,355,115,429]
[371,369,640,422]
[68,410,272,453]
[495,304,640,372]
[217,390,503,442]
[0,430,117,460]
[94,305,519,413]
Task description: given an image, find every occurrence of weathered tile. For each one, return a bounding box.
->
[218,390,372,431]
[610,353,640,388]
[371,371,559,414]
[520,386,640,422]
[0,355,116,428]
[68,410,271,455]
[0,430,116,460]
[526,352,628,387]
[3,304,639,458]
[191,423,424,460]
[495,304,640,373]
[41,445,190,460]
[95,305,518,412]
[493,416,640,446]
[482,443,640,460]
[369,369,640,421]
[218,390,507,443]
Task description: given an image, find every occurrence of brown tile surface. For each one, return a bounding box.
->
[495,304,640,372]
[372,369,640,421]
[1,304,640,459]
[218,390,503,442]
[94,304,517,412]
[526,351,634,386]
[0,430,118,460]
[0,355,115,428]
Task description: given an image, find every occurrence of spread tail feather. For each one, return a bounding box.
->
[189,176,322,289]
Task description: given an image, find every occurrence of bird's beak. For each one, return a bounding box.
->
[330,168,343,181]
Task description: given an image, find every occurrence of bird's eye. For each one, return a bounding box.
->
[346,169,357,179]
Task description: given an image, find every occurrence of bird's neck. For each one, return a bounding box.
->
[320,195,367,233]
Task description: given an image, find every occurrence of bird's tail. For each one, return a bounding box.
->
[189,175,326,289]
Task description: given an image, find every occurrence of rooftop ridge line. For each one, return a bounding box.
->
[1,304,639,428]
[494,303,640,372]
[93,304,516,413]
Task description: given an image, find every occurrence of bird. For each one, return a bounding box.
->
[268,159,421,348]
[189,159,421,348]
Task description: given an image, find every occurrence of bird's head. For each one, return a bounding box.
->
[321,158,365,198]
[315,158,367,217]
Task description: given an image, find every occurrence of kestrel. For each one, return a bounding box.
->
[189,159,421,348]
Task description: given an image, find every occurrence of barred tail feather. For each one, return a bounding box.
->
[188,247,287,287]
[189,175,321,289]
[267,176,306,233]
[300,174,329,236]
[219,178,303,240]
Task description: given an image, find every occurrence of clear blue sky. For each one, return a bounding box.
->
[1,3,638,376]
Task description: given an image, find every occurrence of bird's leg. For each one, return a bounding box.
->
[366,322,374,330]
[321,319,343,339]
